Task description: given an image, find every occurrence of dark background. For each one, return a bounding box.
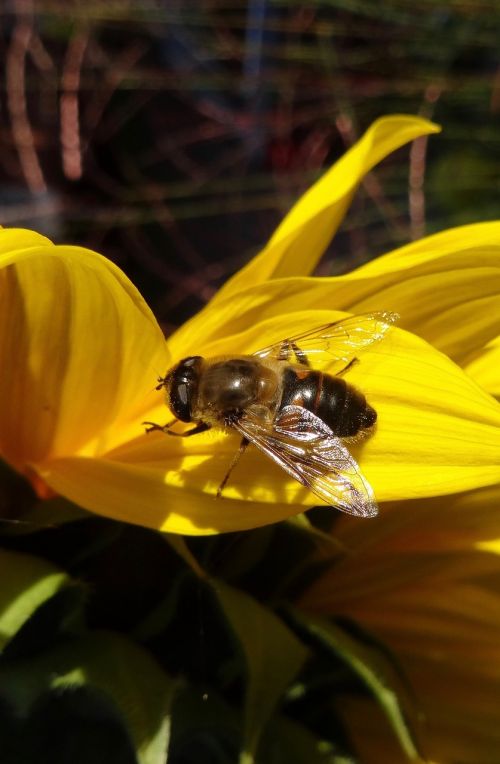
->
[2,0,500,336]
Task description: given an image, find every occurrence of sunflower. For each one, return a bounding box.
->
[0,115,498,535]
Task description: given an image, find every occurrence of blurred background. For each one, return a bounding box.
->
[2,1,500,335]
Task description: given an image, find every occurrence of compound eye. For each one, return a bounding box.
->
[168,356,202,422]
[171,382,190,421]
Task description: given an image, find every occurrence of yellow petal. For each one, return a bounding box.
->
[36,317,500,534]
[170,222,500,368]
[464,335,500,399]
[190,115,440,304]
[37,456,306,535]
[0,234,169,470]
[0,228,51,254]
[349,221,500,364]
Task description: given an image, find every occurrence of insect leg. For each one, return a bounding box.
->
[143,420,210,437]
[278,339,311,367]
[167,422,211,437]
[216,437,250,498]
[143,419,177,433]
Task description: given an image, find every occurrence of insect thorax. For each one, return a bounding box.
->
[196,357,280,421]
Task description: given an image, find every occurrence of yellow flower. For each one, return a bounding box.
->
[0,115,499,535]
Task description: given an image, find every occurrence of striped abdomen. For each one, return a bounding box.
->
[280,368,376,437]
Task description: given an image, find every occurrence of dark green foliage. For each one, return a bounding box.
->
[0,459,421,763]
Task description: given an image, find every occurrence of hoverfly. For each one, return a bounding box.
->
[144,312,397,518]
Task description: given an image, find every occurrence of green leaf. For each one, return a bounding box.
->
[286,609,422,762]
[0,549,68,651]
[212,580,309,764]
[0,630,175,764]
[4,583,86,659]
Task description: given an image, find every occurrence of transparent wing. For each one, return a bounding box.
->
[253,311,398,367]
[234,405,377,518]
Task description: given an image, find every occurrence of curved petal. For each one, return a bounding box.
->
[348,222,500,364]
[36,319,500,534]
[0,236,169,470]
[169,223,500,368]
[219,115,439,292]
[174,115,439,348]
[0,228,52,254]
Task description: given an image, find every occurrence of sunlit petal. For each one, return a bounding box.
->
[170,224,500,368]
[37,454,303,535]
[0,238,169,470]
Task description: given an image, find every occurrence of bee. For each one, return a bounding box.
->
[144,312,397,518]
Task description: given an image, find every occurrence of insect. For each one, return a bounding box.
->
[144,312,397,518]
